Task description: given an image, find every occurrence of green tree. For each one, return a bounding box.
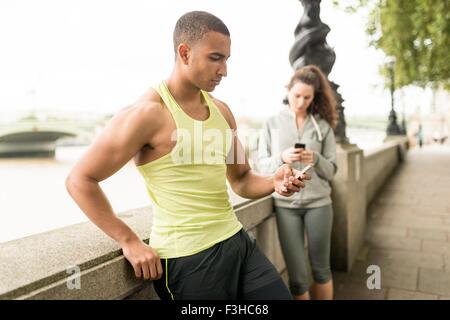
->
[334,0,450,90]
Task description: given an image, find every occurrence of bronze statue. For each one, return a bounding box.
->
[289,0,336,75]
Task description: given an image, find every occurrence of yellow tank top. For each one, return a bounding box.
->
[137,81,242,258]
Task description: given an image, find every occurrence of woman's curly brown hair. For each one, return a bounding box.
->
[287,65,338,129]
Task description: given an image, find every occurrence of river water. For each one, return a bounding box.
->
[0,145,150,243]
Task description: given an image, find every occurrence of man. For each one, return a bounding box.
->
[66,10,309,300]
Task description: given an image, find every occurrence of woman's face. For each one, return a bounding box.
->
[287,81,315,115]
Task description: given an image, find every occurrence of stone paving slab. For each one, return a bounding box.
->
[366,233,421,251]
[367,225,408,238]
[389,216,450,232]
[367,248,444,271]
[418,268,450,296]
[369,204,415,217]
[422,240,450,255]
[386,288,438,300]
[375,197,421,207]
[334,282,387,300]
[407,227,448,241]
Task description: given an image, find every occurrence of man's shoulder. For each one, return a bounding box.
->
[118,88,164,119]
[108,88,166,136]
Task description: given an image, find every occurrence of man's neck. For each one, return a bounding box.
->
[166,72,202,107]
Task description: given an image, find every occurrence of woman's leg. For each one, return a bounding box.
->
[310,279,333,300]
[304,205,334,300]
[275,206,310,299]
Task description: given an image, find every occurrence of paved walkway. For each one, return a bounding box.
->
[333,144,450,300]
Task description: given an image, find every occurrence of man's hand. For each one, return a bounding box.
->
[273,164,311,197]
[120,238,163,280]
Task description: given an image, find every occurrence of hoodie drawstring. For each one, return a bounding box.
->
[310,115,323,142]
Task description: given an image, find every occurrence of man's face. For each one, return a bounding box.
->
[186,31,230,92]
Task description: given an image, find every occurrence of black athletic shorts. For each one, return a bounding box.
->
[153,228,292,300]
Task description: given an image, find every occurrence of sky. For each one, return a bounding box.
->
[0,0,433,122]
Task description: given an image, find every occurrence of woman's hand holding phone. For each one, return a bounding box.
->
[299,149,315,165]
[282,143,314,164]
[281,147,302,164]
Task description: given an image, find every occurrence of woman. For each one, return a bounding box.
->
[257,65,338,300]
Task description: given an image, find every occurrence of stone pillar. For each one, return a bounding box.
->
[330,143,366,272]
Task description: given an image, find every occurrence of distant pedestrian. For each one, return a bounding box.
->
[417,124,423,148]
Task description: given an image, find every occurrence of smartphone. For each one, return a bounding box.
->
[295,143,306,149]
[296,164,313,179]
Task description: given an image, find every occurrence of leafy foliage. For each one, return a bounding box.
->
[334,0,450,90]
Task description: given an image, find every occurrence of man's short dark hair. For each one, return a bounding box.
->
[173,11,230,55]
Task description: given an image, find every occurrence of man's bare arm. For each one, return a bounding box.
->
[65,101,163,280]
[227,135,302,199]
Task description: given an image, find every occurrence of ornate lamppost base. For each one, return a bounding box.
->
[386,109,403,136]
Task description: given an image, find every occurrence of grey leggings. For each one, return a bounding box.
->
[275,205,333,296]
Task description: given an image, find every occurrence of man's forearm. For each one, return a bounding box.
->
[231,170,274,199]
[65,174,139,245]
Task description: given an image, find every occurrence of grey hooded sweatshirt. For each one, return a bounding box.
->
[257,108,337,208]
